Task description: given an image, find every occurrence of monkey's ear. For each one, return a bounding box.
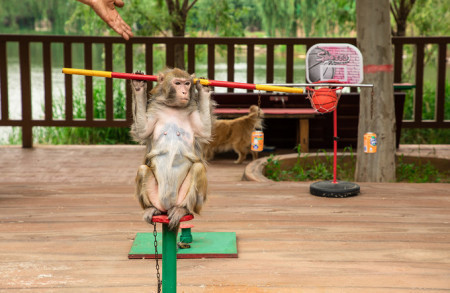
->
[158,73,165,83]
[190,73,196,79]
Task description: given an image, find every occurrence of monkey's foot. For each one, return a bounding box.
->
[143,207,163,224]
[168,207,191,231]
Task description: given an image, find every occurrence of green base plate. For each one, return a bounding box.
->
[128,232,238,259]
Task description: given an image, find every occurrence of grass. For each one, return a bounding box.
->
[400,80,450,144]
[265,146,355,182]
[265,145,449,183]
[6,79,135,145]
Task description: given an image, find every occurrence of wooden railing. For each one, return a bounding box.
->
[0,34,448,147]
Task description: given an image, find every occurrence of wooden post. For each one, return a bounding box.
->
[19,41,32,148]
[298,119,309,153]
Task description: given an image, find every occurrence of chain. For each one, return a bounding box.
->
[257,91,261,120]
[370,87,374,120]
[153,222,161,293]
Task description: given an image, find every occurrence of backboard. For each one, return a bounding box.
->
[306,43,364,84]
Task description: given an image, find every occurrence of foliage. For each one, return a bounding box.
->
[406,0,450,36]
[0,0,77,34]
[396,154,444,183]
[5,79,135,145]
[390,0,416,36]
[188,0,248,37]
[402,80,450,120]
[390,0,450,36]
[40,79,133,144]
[257,0,355,37]
[64,0,248,38]
[265,145,355,182]
[265,145,448,183]
[1,0,448,37]
[400,129,450,144]
[400,80,450,144]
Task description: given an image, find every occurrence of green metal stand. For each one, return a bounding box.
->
[128,231,238,259]
[152,214,194,293]
[162,222,177,293]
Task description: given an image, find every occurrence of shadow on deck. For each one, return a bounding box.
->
[0,145,449,292]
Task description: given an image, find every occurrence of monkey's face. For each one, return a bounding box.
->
[166,78,192,107]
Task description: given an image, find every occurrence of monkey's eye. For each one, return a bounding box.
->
[185,82,191,86]
[175,81,181,85]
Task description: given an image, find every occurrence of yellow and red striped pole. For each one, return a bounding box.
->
[62,68,303,94]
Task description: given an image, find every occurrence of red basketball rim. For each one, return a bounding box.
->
[306,80,344,92]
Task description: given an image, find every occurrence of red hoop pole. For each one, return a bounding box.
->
[333,108,338,184]
[305,80,341,184]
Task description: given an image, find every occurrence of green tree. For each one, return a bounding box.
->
[257,0,355,37]
[407,0,449,36]
[188,0,250,37]
[258,0,294,36]
[0,0,77,34]
[390,0,416,36]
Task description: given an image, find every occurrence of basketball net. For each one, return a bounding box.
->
[306,80,343,114]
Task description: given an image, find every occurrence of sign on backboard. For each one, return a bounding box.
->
[306,44,364,84]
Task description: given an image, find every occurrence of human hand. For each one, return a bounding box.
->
[78,0,133,40]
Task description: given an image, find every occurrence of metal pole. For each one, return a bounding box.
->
[162,223,177,293]
[263,83,374,88]
[333,109,338,184]
[62,68,304,94]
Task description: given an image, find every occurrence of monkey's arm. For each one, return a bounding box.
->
[131,80,157,141]
[192,81,213,139]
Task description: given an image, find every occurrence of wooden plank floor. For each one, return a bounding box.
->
[0,145,449,292]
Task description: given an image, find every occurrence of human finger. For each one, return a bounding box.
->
[114,0,125,8]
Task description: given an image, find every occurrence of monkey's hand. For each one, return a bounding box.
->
[195,79,211,95]
[195,79,212,115]
[193,80,213,140]
[131,71,153,141]
[131,71,148,108]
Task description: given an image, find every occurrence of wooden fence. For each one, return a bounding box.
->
[0,35,448,147]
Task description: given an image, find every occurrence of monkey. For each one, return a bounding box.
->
[130,68,214,230]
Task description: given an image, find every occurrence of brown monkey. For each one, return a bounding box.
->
[130,68,214,230]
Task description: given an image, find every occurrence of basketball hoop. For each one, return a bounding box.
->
[306,81,359,198]
[306,80,343,114]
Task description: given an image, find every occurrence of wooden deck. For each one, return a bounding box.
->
[0,145,449,292]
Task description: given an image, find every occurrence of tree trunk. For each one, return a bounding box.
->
[390,0,416,36]
[355,0,396,182]
[166,0,194,69]
[172,18,186,69]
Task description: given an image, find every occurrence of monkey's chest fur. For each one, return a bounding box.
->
[148,122,197,209]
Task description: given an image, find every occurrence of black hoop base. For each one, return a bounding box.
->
[310,180,360,198]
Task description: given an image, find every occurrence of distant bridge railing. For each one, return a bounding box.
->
[0,34,448,147]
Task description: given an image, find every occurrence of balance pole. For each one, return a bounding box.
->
[62,68,304,94]
[152,214,194,293]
